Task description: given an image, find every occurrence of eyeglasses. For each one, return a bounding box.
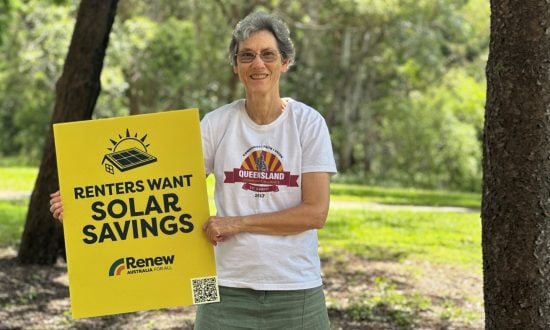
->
[235,49,281,63]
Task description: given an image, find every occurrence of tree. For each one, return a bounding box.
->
[482,1,550,327]
[18,0,119,264]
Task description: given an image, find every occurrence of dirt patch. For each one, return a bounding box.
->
[0,247,483,329]
[323,254,483,330]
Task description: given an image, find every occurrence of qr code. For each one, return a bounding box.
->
[191,276,220,304]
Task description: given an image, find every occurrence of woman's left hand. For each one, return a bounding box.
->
[202,216,241,246]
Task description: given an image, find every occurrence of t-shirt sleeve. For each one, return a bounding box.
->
[301,112,337,174]
[200,115,214,176]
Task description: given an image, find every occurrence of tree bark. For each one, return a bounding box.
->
[482,1,550,327]
[17,0,118,265]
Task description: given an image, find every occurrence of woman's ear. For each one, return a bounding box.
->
[281,60,289,72]
[233,65,238,74]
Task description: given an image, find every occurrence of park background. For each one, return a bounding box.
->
[0,0,488,329]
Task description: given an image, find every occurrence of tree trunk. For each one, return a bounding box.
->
[17,0,118,265]
[482,1,550,327]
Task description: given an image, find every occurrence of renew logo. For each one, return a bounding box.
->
[108,255,175,276]
[108,258,126,276]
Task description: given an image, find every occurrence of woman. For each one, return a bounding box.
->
[51,11,337,329]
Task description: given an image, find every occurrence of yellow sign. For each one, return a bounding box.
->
[53,109,218,319]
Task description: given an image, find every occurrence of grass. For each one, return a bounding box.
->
[0,166,483,327]
[320,208,481,270]
[0,167,38,191]
[345,277,431,327]
[331,183,481,209]
[0,167,482,266]
[0,200,28,247]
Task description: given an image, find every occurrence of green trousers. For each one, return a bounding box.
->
[194,285,330,330]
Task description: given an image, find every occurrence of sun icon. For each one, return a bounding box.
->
[108,128,150,153]
[102,128,157,174]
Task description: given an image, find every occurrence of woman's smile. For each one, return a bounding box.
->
[250,73,269,80]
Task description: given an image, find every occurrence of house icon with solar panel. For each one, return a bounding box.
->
[102,129,157,174]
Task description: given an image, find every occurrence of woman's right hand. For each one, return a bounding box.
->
[49,190,64,222]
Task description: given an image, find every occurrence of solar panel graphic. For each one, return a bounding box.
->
[102,147,157,172]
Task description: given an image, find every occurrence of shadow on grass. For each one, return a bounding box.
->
[0,254,68,315]
[321,244,410,263]
[321,250,483,330]
[0,246,481,330]
[0,248,196,329]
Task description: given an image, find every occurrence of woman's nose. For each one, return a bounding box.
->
[250,55,266,67]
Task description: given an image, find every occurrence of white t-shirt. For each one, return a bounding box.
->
[201,98,337,290]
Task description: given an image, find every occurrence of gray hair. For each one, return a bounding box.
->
[229,11,295,67]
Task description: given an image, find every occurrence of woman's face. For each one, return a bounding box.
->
[233,30,289,97]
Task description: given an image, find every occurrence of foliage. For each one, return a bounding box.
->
[374,68,485,191]
[99,16,199,116]
[284,0,488,192]
[0,1,75,161]
[0,0,16,46]
[0,0,489,191]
